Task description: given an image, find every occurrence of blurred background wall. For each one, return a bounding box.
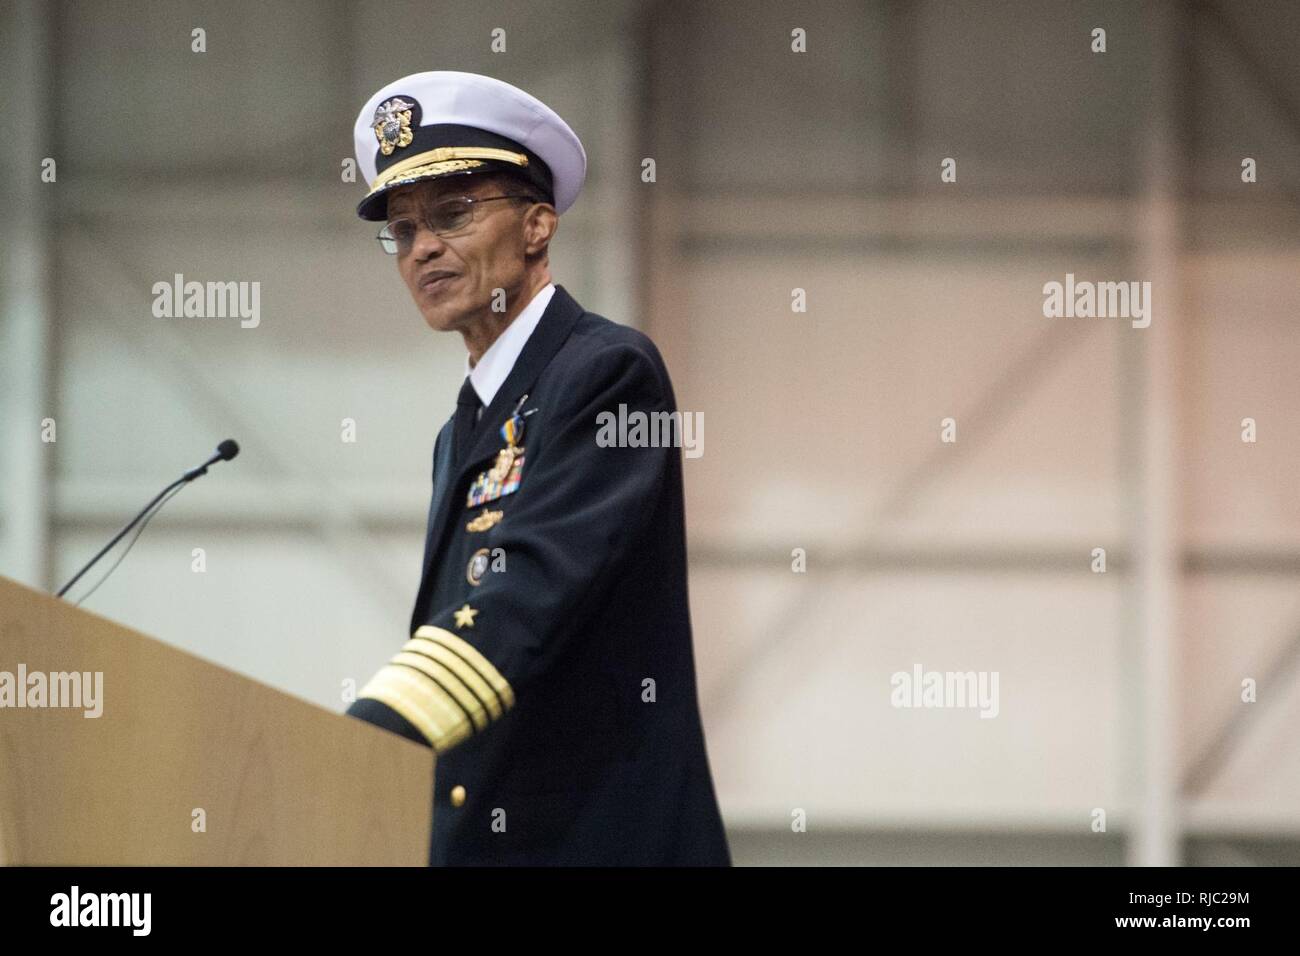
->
[2,0,1298,865]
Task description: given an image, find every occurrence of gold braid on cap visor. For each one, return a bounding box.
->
[365,146,531,198]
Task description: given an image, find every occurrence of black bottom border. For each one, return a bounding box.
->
[0,865,1283,941]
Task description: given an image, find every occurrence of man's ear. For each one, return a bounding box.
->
[524,204,558,256]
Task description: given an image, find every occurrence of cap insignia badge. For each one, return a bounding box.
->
[373,97,415,155]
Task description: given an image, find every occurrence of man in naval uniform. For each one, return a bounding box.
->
[344,71,730,867]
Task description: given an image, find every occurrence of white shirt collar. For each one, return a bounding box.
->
[464,282,556,408]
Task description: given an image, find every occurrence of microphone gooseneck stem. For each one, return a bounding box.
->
[55,474,189,599]
[54,440,241,601]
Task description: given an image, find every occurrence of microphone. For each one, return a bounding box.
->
[182,438,240,481]
[56,439,242,600]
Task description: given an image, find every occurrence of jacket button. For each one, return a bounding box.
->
[450,785,466,807]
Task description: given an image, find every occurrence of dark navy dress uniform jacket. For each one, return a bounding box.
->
[347,284,731,866]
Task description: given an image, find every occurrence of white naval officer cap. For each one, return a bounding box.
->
[352,70,587,221]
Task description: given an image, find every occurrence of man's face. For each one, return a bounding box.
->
[385,175,536,334]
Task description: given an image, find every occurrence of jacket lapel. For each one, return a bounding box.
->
[424,419,456,548]
[456,284,584,479]
[409,283,585,633]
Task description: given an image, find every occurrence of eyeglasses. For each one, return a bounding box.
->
[376,194,535,254]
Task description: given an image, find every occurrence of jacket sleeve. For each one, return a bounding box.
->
[349,340,678,752]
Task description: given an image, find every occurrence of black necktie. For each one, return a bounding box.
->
[453,377,482,465]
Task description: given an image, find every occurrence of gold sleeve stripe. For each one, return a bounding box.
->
[386,664,473,740]
[358,665,473,753]
[402,639,506,721]
[415,625,516,710]
[356,670,445,749]
[391,651,490,732]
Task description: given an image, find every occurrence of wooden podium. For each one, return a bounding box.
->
[0,575,433,865]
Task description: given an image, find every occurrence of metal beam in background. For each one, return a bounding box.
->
[691,546,1300,575]
[0,0,53,589]
[1195,0,1300,210]
[1125,0,1188,869]
[1183,623,1300,797]
[689,543,1121,573]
